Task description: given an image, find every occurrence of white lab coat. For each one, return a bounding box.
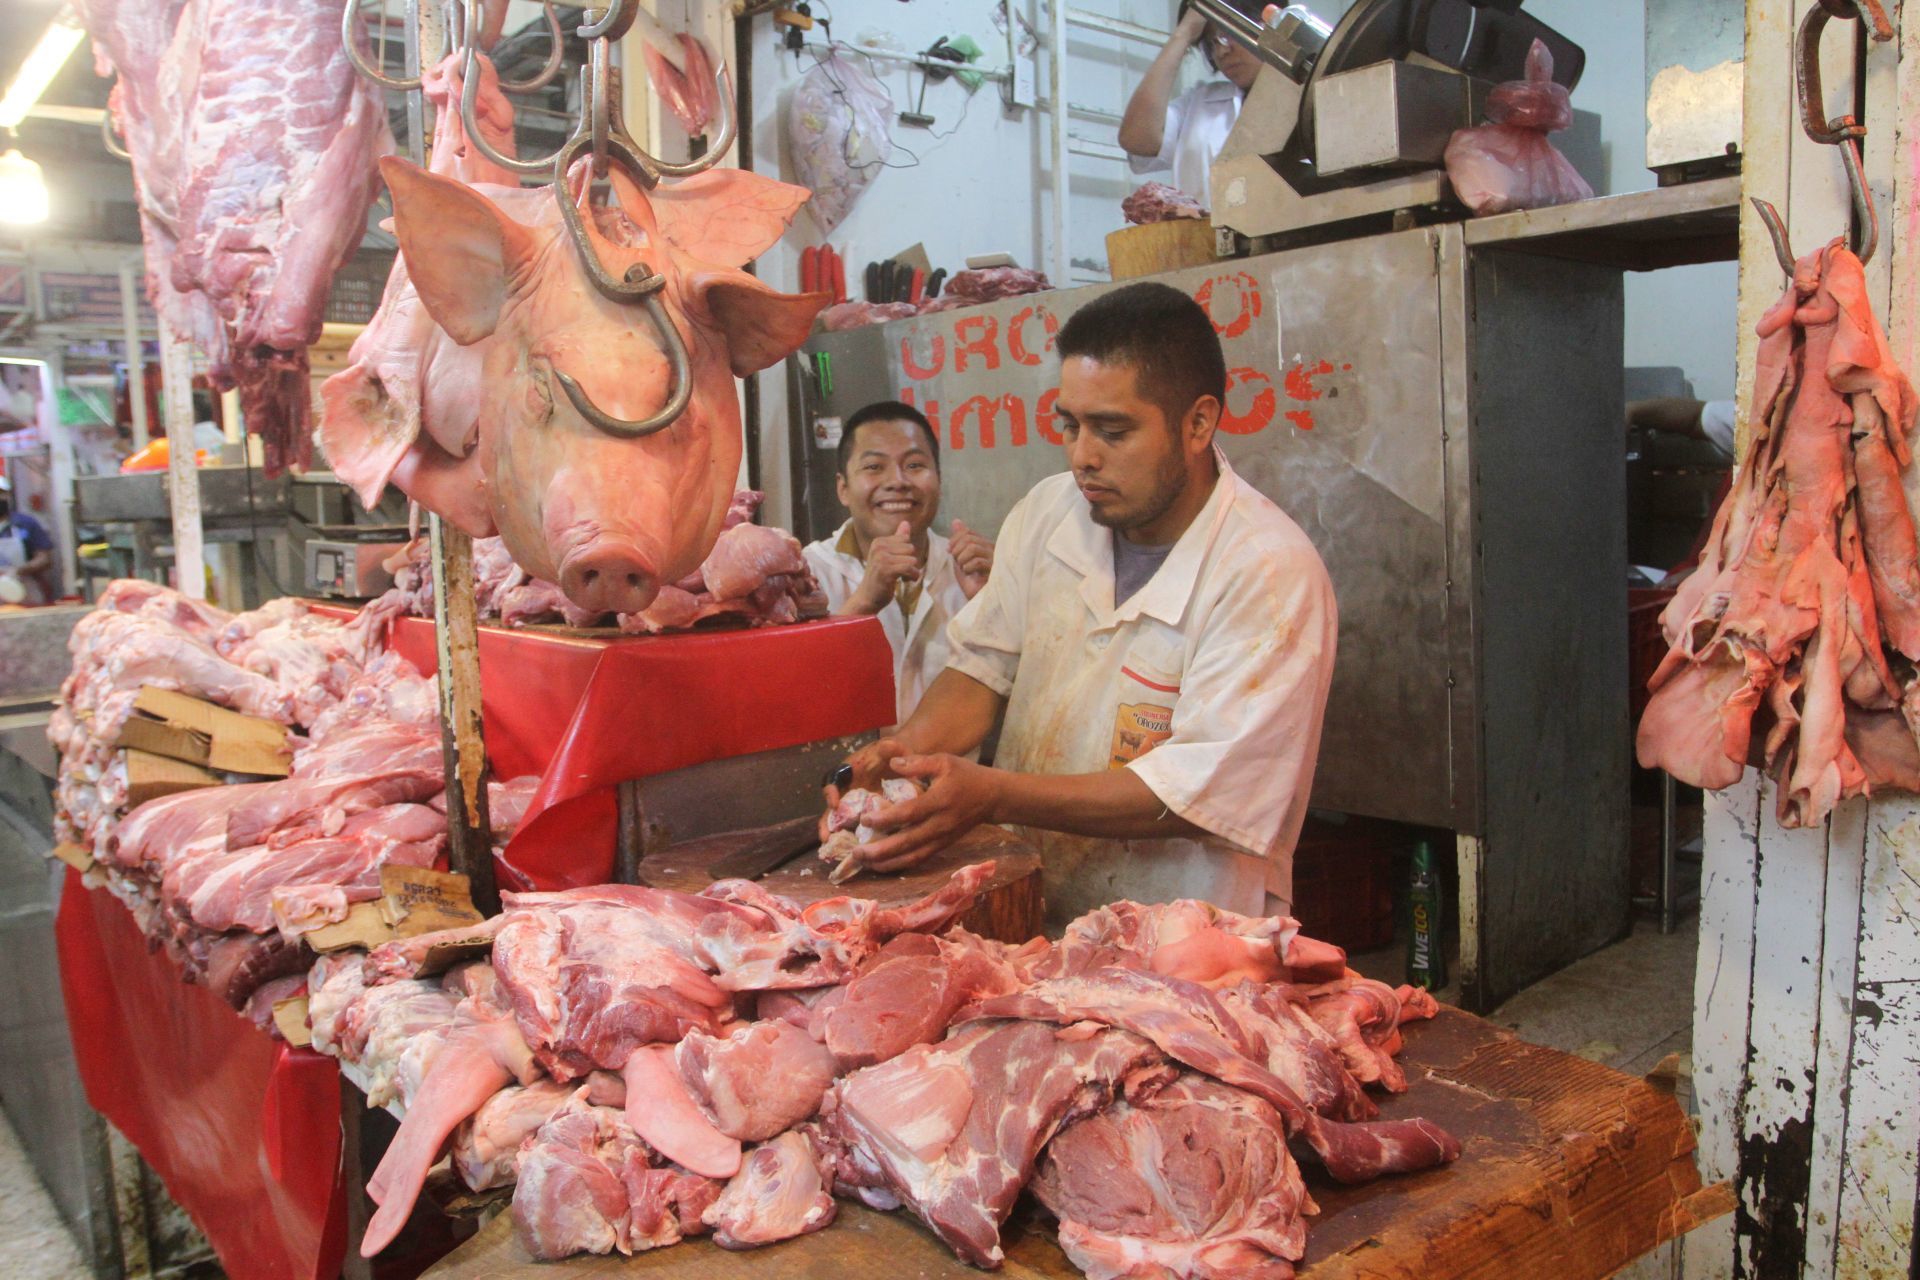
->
[803,522,972,729]
[943,451,1337,923]
[1129,79,1243,209]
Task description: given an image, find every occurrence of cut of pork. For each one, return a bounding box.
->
[820,1019,1169,1267]
[704,1131,837,1250]
[1033,1074,1312,1280]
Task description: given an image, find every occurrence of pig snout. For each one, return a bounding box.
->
[557,541,660,615]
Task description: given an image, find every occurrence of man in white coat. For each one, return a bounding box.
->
[823,282,1337,923]
[802,401,996,728]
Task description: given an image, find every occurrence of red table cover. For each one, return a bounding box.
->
[55,616,895,1278]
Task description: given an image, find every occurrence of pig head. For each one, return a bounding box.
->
[327,154,826,615]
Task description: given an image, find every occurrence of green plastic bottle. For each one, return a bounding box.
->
[1407,839,1447,990]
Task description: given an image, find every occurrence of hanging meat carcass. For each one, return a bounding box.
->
[322,153,828,615]
[77,0,393,473]
[1637,240,1920,825]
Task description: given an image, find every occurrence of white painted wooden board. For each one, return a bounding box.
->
[1694,774,1762,1190]
[1803,800,1866,1274]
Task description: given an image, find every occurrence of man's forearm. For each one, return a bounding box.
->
[892,668,1003,758]
[1118,43,1186,155]
[989,766,1202,841]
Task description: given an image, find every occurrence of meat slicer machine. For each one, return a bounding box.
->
[1192,0,1587,242]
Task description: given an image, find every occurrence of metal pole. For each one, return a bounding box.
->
[408,0,497,914]
[157,327,203,598]
[39,351,78,599]
[1048,0,1070,286]
[118,261,148,451]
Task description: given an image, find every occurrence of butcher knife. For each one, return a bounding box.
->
[706,815,822,882]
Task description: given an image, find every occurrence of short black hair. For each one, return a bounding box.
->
[837,400,940,476]
[1055,281,1226,428]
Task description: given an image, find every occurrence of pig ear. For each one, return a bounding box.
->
[691,271,832,376]
[381,156,535,346]
[644,170,812,269]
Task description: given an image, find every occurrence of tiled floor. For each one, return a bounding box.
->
[0,1109,87,1279]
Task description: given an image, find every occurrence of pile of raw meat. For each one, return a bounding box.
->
[48,580,537,1016]
[76,0,392,472]
[1638,241,1920,827]
[1122,182,1207,225]
[818,267,1054,331]
[364,491,825,635]
[301,874,1458,1273]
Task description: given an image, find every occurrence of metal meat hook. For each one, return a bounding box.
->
[342,0,421,91]
[457,0,738,186]
[550,138,693,438]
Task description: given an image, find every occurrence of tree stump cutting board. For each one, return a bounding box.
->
[639,821,1044,945]
[420,1008,1717,1279]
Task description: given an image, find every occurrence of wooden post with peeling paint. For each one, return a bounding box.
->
[1687,4,1920,1276]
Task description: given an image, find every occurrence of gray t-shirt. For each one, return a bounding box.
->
[1113,532,1175,606]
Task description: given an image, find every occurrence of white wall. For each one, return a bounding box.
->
[738,0,1185,526]
[1528,0,1739,401]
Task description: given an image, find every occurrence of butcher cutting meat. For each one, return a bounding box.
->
[822,282,1337,925]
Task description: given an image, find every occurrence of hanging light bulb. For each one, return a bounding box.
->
[0,147,49,225]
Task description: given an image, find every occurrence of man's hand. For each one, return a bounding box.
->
[949,519,995,599]
[854,753,1001,873]
[819,735,910,839]
[848,520,923,613]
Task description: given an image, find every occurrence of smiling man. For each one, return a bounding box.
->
[803,400,995,728]
[823,281,1337,922]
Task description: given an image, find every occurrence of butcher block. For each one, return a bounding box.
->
[421,1008,1720,1279]
[640,820,1045,945]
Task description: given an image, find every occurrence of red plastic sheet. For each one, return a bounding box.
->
[57,615,895,1277]
[377,616,897,888]
[56,868,348,1280]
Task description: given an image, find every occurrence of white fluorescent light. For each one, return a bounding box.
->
[0,150,49,225]
[0,9,88,132]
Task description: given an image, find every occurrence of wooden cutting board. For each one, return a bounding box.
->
[420,1008,1717,1280]
[1105,219,1216,281]
[640,821,1044,945]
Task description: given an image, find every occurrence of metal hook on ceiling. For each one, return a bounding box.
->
[342,0,421,92]
[1786,0,1891,266]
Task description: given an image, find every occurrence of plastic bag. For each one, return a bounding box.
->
[786,49,894,233]
[1443,40,1593,216]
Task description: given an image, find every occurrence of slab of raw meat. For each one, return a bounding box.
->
[490,884,750,1078]
[1045,899,1347,988]
[512,1098,720,1260]
[452,1073,625,1192]
[1638,241,1920,825]
[1122,182,1208,224]
[695,861,997,991]
[109,783,266,872]
[675,1020,837,1141]
[67,609,296,724]
[703,1130,837,1250]
[1298,975,1439,1093]
[224,754,444,849]
[361,964,539,1255]
[963,967,1460,1184]
[820,1018,1169,1266]
[1033,1074,1312,1280]
[821,930,1030,1071]
[78,0,392,471]
[168,802,446,934]
[641,33,717,137]
[819,300,921,331]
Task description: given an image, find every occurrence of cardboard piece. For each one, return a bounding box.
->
[378,866,485,933]
[116,687,292,777]
[306,868,484,954]
[124,748,223,808]
[50,841,95,873]
[413,933,500,980]
[273,995,313,1048]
